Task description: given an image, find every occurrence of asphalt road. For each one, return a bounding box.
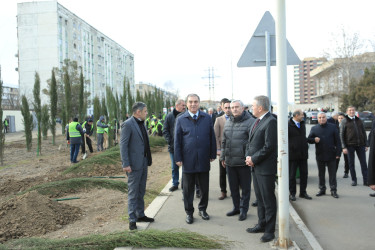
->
[291,124,374,250]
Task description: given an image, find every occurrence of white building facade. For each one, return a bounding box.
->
[17,1,135,111]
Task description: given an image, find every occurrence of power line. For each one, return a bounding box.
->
[202,67,219,101]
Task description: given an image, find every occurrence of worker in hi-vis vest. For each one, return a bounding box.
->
[66,117,84,163]
[96,116,108,151]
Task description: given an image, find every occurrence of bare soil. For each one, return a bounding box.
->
[0,134,171,242]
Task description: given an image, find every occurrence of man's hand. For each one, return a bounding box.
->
[176,161,182,167]
[221,160,226,168]
[336,156,340,159]
[314,137,320,143]
[245,156,254,167]
[370,185,375,191]
[343,148,348,154]
[217,149,221,156]
[210,159,215,162]
[365,147,369,152]
[123,166,132,173]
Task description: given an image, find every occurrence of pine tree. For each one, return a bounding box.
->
[50,70,57,145]
[41,104,50,140]
[21,95,33,152]
[33,72,42,156]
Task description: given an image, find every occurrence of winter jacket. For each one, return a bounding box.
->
[162,109,181,153]
[308,122,341,161]
[340,115,368,148]
[220,111,255,166]
[288,118,308,161]
[174,111,216,173]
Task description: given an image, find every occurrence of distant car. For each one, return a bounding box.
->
[306,112,318,124]
[356,111,374,130]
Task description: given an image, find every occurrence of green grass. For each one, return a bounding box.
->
[18,178,127,197]
[0,229,225,249]
[149,135,167,148]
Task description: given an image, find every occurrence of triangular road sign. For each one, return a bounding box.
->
[237,11,300,67]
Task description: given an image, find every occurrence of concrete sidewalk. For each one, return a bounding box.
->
[124,159,314,250]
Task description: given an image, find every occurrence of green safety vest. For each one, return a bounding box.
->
[82,121,93,132]
[152,121,163,134]
[97,120,105,134]
[104,127,108,133]
[4,120,8,126]
[145,117,150,129]
[69,122,81,138]
[162,113,166,120]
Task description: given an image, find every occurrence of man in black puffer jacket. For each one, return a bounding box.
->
[220,100,255,221]
[288,109,312,201]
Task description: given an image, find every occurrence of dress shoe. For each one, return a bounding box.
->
[363,180,368,186]
[226,210,240,216]
[185,214,193,224]
[369,193,375,197]
[218,192,227,200]
[199,210,210,220]
[331,191,339,198]
[299,193,312,200]
[289,195,296,201]
[246,224,265,233]
[260,233,275,243]
[238,212,247,221]
[169,186,178,192]
[251,200,258,207]
[137,216,155,223]
[351,181,357,186]
[129,222,137,230]
[316,190,326,196]
[343,173,349,178]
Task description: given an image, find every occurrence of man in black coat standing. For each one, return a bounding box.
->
[308,112,341,198]
[288,109,312,201]
[245,95,277,243]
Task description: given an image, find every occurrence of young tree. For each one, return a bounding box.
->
[20,95,33,152]
[41,104,50,140]
[106,87,117,148]
[93,96,101,138]
[33,72,42,156]
[0,80,4,165]
[50,70,58,145]
[61,102,67,134]
[79,69,85,122]
[64,68,71,122]
[126,80,133,113]
[101,97,108,121]
[121,78,128,121]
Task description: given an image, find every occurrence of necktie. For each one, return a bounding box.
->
[193,114,197,120]
[251,119,260,134]
[296,122,300,128]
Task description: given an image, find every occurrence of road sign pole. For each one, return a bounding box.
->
[265,31,271,109]
[275,0,291,248]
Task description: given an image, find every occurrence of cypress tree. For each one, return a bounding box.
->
[121,78,127,121]
[93,96,100,138]
[50,70,57,145]
[21,95,33,152]
[79,69,85,122]
[33,72,42,156]
[64,68,71,122]
[0,80,4,165]
[41,104,50,140]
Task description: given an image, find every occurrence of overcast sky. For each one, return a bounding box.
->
[1,0,375,104]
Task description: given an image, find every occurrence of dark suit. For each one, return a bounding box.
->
[120,116,152,223]
[246,112,277,234]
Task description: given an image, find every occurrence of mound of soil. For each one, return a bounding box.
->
[0,191,82,242]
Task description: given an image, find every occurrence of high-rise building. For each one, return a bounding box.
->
[17,1,134,113]
[293,57,326,104]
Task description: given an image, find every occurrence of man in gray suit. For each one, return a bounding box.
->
[245,95,277,243]
[120,102,154,230]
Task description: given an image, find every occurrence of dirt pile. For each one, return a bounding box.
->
[0,191,82,242]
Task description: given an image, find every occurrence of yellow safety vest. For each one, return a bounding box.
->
[69,122,81,138]
[97,120,105,134]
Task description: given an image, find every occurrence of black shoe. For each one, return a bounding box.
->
[129,222,137,230]
[260,233,275,243]
[186,214,193,224]
[199,210,210,220]
[251,200,258,207]
[246,224,265,233]
[238,212,247,221]
[289,195,296,201]
[369,193,375,197]
[331,191,339,198]
[343,173,349,178]
[137,216,154,222]
[72,160,79,164]
[169,186,178,192]
[226,210,240,216]
[363,181,368,186]
[316,190,326,196]
[299,193,312,200]
[351,181,357,186]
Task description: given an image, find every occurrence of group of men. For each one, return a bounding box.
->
[118,94,375,244]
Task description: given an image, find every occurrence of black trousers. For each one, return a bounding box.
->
[81,136,93,154]
[317,160,337,192]
[227,166,251,213]
[183,171,209,215]
[347,146,368,182]
[336,153,349,174]
[289,160,308,195]
[219,160,227,193]
[253,173,276,234]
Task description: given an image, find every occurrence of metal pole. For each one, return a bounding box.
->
[265,31,271,109]
[275,0,291,248]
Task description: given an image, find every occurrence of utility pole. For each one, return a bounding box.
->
[202,67,219,102]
